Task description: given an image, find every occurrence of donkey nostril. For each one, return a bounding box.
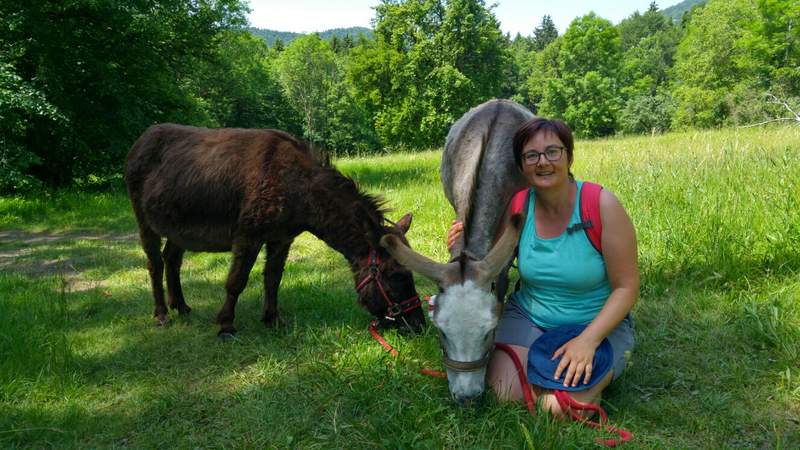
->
[453,388,485,406]
[454,396,472,407]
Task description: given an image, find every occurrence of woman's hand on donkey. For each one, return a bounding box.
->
[446,220,464,252]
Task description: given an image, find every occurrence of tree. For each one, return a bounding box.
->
[559,13,621,79]
[532,15,558,51]
[726,0,800,125]
[0,60,65,191]
[538,13,622,137]
[748,0,800,97]
[619,89,675,134]
[618,2,674,51]
[189,30,301,133]
[616,3,680,134]
[503,33,535,107]
[274,35,337,145]
[350,0,507,149]
[0,0,249,188]
[670,0,761,128]
[523,37,562,112]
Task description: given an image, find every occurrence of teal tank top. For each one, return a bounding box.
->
[512,181,611,329]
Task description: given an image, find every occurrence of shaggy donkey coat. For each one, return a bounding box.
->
[125,124,424,335]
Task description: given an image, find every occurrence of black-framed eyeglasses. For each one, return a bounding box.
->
[522,146,564,165]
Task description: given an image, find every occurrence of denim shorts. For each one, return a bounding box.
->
[495,298,635,381]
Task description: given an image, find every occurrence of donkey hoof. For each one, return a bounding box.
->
[218,331,237,342]
[176,304,192,315]
[217,327,236,342]
[261,312,283,328]
[154,315,170,327]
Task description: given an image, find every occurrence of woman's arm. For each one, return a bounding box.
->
[582,188,639,344]
[553,189,639,387]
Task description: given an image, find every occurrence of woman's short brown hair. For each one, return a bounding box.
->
[512,118,575,169]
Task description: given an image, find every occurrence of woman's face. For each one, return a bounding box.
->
[520,131,571,189]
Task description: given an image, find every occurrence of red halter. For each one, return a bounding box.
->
[355,248,421,319]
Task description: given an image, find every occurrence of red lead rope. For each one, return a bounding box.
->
[494,342,537,412]
[493,343,633,447]
[368,294,445,378]
[368,301,632,447]
[553,390,634,447]
[368,320,447,378]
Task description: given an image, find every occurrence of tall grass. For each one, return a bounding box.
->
[0,125,798,448]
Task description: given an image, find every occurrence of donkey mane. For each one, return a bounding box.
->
[312,165,389,220]
[307,164,392,261]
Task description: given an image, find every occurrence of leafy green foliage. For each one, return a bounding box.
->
[248,26,374,47]
[0,61,64,192]
[615,4,680,133]
[747,0,800,97]
[561,71,621,138]
[275,35,338,145]
[531,15,558,51]
[670,0,760,128]
[0,0,251,189]
[537,13,622,137]
[522,38,561,113]
[619,91,675,134]
[189,31,301,133]
[350,0,508,149]
[1,0,799,191]
[273,34,379,155]
[661,0,707,23]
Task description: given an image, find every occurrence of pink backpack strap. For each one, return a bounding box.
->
[580,181,603,254]
[510,188,530,216]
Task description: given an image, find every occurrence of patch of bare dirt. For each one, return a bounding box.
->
[0,230,136,292]
[0,230,137,246]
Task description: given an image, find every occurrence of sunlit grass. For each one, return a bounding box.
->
[1,124,798,448]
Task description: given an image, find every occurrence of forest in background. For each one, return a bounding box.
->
[247,26,374,47]
[1,0,798,191]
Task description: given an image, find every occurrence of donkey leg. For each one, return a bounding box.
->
[216,242,262,336]
[139,226,168,326]
[163,239,191,314]
[262,239,293,327]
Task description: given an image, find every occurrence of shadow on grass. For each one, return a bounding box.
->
[4,266,798,448]
[0,340,592,449]
[2,226,798,448]
[0,237,140,282]
[0,227,408,335]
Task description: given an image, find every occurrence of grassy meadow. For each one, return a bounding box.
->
[1,125,799,448]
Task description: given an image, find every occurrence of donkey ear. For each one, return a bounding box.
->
[380,234,459,286]
[395,212,413,234]
[471,212,525,288]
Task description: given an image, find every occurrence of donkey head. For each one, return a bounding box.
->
[380,213,524,403]
[355,212,426,333]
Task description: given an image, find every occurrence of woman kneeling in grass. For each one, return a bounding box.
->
[447,117,639,415]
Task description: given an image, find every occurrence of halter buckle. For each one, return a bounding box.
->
[386,303,402,317]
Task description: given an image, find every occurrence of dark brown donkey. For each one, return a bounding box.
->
[124,124,425,336]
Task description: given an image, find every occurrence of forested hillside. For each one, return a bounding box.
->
[2,0,798,192]
[248,27,373,47]
[661,0,706,22]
